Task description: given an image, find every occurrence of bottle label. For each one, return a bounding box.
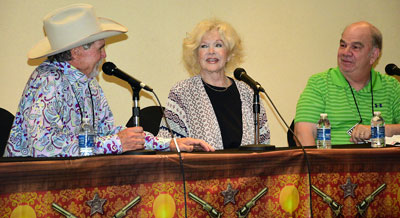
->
[317,128,331,140]
[79,134,95,148]
[371,126,385,139]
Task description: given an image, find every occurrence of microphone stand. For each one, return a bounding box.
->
[122,85,155,155]
[132,86,141,127]
[253,91,260,144]
[239,89,275,151]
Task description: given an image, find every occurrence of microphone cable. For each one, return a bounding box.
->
[102,62,188,217]
[152,91,188,218]
[260,89,314,217]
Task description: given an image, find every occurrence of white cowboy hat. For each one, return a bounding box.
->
[28,4,128,59]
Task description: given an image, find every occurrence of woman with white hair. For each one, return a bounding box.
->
[158,19,270,150]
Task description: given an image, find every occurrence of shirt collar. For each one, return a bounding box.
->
[53,61,90,84]
[330,67,382,92]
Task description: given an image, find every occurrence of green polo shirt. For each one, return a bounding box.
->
[295,67,400,145]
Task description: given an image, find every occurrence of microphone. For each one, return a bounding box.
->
[102,62,153,91]
[385,63,400,76]
[234,68,265,92]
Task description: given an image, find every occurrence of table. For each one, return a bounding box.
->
[1,146,399,218]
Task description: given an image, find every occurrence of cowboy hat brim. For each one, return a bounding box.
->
[28,17,127,59]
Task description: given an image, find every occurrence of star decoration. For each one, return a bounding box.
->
[86,193,107,215]
[340,177,357,198]
[221,183,239,205]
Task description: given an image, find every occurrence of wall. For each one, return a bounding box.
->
[1,0,399,147]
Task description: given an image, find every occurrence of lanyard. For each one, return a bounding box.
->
[70,82,95,127]
[63,64,96,129]
[345,71,374,124]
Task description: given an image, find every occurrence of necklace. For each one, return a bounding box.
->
[202,79,230,92]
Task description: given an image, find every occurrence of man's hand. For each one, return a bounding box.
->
[350,124,371,144]
[118,127,145,152]
[170,138,215,152]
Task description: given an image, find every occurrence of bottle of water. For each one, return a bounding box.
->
[316,113,331,149]
[79,118,95,156]
[371,111,385,148]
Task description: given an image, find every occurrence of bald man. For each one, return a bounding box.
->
[294,21,400,146]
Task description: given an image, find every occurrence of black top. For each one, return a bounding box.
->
[202,78,242,149]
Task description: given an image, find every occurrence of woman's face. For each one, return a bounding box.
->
[197,29,228,75]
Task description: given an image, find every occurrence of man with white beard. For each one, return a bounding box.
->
[4,4,213,157]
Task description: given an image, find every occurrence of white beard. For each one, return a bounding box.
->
[88,59,103,78]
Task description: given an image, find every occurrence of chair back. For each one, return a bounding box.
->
[0,108,14,156]
[287,120,297,147]
[126,106,164,136]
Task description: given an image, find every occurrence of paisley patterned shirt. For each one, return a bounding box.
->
[4,60,170,157]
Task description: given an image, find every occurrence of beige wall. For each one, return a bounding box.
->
[1,0,399,147]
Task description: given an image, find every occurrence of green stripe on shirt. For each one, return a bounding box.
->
[295,67,400,145]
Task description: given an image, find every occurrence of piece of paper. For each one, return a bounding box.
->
[386,135,400,146]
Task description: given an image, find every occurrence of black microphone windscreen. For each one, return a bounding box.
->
[234,68,246,80]
[385,63,397,76]
[102,62,117,75]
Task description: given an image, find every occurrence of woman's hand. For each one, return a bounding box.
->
[170,138,215,152]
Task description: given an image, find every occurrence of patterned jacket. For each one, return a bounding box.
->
[158,75,270,150]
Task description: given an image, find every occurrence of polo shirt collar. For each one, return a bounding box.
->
[331,67,382,92]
